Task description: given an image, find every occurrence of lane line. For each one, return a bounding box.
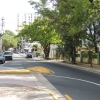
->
[44,74,100,86]
[65,94,73,100]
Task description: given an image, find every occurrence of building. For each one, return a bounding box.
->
[17,12,34,30]
[17,12,35,51]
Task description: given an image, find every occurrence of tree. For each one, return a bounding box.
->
[52,0,88,63]
[4,30,16,36]
[18,17,61,59]
[28,0,88,63]
[84,0,100,53]
[33,44,38,51]
[84,21,100,54]
[2,30,17,50]
[28,0,100,64]
[82,41,96,67]
[50,0,100,64]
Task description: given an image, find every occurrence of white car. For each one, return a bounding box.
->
[3,51,13,60]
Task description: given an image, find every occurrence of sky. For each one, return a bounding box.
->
[0,0,35,34]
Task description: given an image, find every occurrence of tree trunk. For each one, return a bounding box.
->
[71,46,76,64]
[43,44,50,59]
[90,57,93,67]
[94,45,98,53]
[88,51,93,67]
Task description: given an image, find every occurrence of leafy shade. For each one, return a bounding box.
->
[18,17,62,59]
[4,30,16,36]
[2,35,17,50]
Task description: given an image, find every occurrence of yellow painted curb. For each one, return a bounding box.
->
[0,66,54,74]
[0,69,30,74]
[65,94,73,100]
[27,66,54,74]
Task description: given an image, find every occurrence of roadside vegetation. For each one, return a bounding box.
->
[2,30,18,51]
[17,0,100,66]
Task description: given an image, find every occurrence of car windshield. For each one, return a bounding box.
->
[4,52,12,55]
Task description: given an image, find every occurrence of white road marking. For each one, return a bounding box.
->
[44,74,100,87]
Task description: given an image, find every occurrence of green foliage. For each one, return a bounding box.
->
[28,0,100,62]
[89,0,93,3]
[33,44,38,48]
[87,0,100,24]
[17,17,61,59]
[18,17,61,45]
[2,30,17,50]
[82,50,96,67]
[4,30,16,36]
[36,52,40,57]
[56,45,68,60]
[81,40,97,66]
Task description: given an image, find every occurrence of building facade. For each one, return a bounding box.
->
[17,12,35,52]
[17,12,34,30]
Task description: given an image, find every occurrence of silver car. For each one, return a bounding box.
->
[0,53,5,64]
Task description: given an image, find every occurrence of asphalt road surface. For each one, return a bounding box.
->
[1,53,100,100]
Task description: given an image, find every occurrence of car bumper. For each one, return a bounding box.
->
[5,56,12,60]
[26,55,32,58]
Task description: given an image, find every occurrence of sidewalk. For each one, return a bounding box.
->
[0,66,67,100]
[51,60,100,74]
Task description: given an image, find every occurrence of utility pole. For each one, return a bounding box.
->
[1,17,5,34]
[0,17,5,52]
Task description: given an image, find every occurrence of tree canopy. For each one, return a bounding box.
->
[18,17,62,58]
[4,30,16,36]
[25,0,100,63]
[2,30,17,50]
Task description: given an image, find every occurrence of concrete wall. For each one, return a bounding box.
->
[49,45,100,65]
[49,44,58,58]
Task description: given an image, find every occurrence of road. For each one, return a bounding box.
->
[1,53,100,100]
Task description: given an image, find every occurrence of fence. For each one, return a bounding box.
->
[76,51,100,65]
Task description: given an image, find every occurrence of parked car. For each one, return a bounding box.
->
[3,51,13,60]
[26,53,32,58]
[0,53,5,64]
